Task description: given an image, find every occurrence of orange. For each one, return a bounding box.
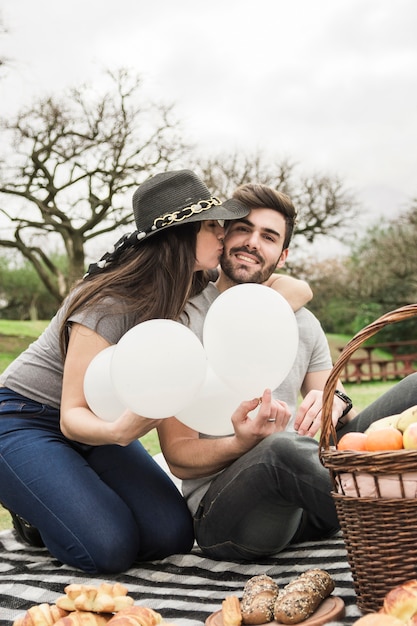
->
[365,427,404,451]
[337,432,368,451]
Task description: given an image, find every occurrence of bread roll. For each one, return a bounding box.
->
[222,596,242,626]
[13,603,68,626]
[53,612,111,626]
[240,574,278,624]
[106,606,162,626]
[382,579,417,621]
[57,583,134,613]
[352,614,404,625]
[273,569,334,624]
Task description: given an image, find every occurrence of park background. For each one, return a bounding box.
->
[0,2,416,528]
[0,319,400,531]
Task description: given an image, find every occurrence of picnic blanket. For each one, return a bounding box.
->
[0,529,363,626]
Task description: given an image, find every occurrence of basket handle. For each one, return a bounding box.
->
[319,303,417,452]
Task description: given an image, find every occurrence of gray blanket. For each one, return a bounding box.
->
[0,529,362,625]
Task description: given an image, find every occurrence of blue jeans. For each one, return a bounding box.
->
[0,388,194,573]
[194,373,417,561]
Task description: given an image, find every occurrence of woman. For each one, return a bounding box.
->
[0,170,310,574]
[0,170,253,574]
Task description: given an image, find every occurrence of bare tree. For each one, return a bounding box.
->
[0,68,189,302]
[197,152,357,251]
[0,12,9,71]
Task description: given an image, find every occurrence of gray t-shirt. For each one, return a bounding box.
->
[179,282,333,515]
[0,294,138,409]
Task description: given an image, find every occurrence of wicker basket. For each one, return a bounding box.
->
[319,303,417,613]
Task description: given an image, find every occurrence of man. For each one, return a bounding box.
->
[158,182,357,561]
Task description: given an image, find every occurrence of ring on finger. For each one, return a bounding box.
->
[267,418,276,423]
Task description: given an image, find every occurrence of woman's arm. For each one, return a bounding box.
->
[60,323,161,445]
[264,274,313,311]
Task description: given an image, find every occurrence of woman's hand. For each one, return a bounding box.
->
[107,409,164,446]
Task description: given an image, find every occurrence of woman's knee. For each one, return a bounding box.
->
[88,537,140,574]
[140,511,194,561]
[43,514,141,574]
[60,535,139,574]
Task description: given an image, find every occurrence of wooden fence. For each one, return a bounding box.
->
[338,340,417,383]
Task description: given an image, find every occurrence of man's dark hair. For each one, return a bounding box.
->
[232,183,297,249]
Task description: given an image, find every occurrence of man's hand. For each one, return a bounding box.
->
[231,388,290,452]
[294,389,348,437]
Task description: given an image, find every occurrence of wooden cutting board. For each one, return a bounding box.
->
[205,596,345,626]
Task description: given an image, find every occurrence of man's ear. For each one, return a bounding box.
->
[276,248,288,269]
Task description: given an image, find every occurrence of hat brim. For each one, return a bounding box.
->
[184,198,249,224]
[139,198,250,240]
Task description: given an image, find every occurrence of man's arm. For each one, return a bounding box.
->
[264,275,312,311]
[158,418,242,480]
[158,389,290,479]
[294,370,357,437]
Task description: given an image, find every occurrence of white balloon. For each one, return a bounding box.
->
[176,365,243,436]
[111,319,207,418]
[203,284,299,397]
[84,346,126,421]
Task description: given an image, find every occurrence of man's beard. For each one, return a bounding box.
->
[221,247,278,285]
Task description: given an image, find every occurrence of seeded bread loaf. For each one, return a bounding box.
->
[240,574,279,624]
[273,569,334,624]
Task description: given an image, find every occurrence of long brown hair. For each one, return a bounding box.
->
[59,222,210,355]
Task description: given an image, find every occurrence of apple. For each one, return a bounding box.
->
[402,422,417,449]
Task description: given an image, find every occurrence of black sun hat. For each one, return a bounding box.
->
[132,169,249,240]
[84,170,249,277]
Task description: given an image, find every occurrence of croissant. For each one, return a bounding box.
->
[382,579,417,622]
[57,583,134,613]
[106,606,163,626]
[352,615,405,625]
[222,596,242,626]
[13,603,69,626]
[53,611,112,626]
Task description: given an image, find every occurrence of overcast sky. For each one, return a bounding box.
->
[1,0,417,232]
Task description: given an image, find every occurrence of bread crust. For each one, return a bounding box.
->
[382,579,417,621]
[352,614,404,625]
[53,612,112,626]
[240,575,279,624]
[56,583,134,614]
[106,606,162,626]
[273,569,334,624]
[13,603,69,626]
[222,596,242,626]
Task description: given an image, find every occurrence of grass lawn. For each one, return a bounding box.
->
[0,321,397,531]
